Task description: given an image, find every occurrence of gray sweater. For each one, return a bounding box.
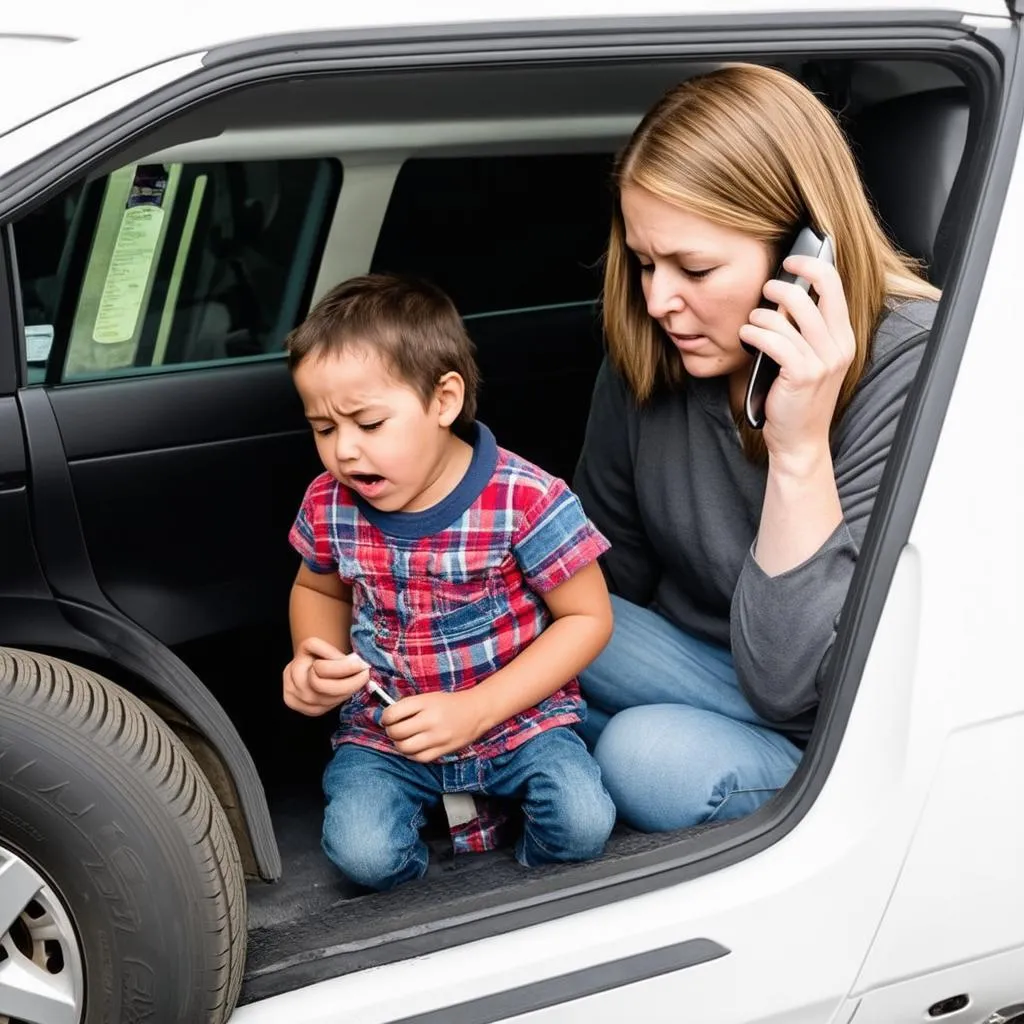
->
[573,299,936,741]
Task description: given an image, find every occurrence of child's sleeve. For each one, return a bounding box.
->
[288,476,338,575]
[511,478,611,593]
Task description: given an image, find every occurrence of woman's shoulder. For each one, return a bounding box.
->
[830,298,938,452]
[870,297,938,363]
[845,297,938,415]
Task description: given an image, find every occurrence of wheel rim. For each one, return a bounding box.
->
[0,847,83,1024]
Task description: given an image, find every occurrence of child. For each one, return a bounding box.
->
[282,273,616,891]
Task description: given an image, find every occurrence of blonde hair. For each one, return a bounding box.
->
[605,63,939,460]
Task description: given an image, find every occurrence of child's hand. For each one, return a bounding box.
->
[283,636,370,716]
[381,691,487,763]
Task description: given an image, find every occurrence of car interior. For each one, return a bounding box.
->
[9,51,973,1002]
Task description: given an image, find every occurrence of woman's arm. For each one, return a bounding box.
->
[733,264,932,722]
[740,255,856,576]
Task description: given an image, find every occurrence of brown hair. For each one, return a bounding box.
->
[286,273,480,431]
[605,63,939,460]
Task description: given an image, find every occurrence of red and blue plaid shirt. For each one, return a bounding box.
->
[289,422,609,852]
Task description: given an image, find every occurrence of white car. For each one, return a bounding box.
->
[0,2,1021,1022]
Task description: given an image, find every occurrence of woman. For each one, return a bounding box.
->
[573,63,939,832]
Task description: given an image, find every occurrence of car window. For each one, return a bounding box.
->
[370,153,615,318]
[13,158,340,383]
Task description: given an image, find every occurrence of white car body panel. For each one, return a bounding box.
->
[854,106,1024,995]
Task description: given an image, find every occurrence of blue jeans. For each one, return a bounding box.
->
[578,596,803,833]
[322,726,615,891]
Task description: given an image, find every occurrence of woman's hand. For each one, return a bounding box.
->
[740,253,853,575]
[739,253,856,474]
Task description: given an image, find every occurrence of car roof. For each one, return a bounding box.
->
[0,0,1009,138]
[3,0,1009,40]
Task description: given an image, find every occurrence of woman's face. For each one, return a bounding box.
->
[621,184,774,381]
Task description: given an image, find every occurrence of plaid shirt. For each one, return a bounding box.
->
[289,422,609,852]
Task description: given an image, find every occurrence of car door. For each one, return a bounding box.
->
[10,157,340,648]
[0,240,49,631]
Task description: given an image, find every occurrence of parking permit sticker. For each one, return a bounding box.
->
[25,324,54,363]
[92,166,168,345]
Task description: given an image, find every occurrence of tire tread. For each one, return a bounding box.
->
[0,648,246,1023]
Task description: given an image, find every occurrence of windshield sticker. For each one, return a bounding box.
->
[92,165,168,345]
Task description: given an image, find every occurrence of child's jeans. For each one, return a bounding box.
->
[321,726,616,891]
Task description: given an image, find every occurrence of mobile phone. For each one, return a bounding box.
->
[743,226,835,430]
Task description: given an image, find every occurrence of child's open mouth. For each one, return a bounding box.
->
[348,473,388,499]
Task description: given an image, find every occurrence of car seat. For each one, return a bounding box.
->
[848,86,971,286]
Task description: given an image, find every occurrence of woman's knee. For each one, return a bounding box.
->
[593,705,796,833]
[594,707,703,831]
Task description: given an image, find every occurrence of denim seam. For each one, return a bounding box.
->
[706,785,782,823]
[390,799,430,882]
[518,805,558,866]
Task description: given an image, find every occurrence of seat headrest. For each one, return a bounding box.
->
[850,87,969,285]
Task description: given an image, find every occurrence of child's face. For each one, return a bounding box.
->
[293,346,464,513]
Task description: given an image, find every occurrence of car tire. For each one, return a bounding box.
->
[0,647,246,1024]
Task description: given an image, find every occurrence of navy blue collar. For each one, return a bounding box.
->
[354,422,498,539]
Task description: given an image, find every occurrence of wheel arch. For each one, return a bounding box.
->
[0,594,279,881]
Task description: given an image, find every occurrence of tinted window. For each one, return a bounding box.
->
[370,153,615,316]
[14,158,340,382]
